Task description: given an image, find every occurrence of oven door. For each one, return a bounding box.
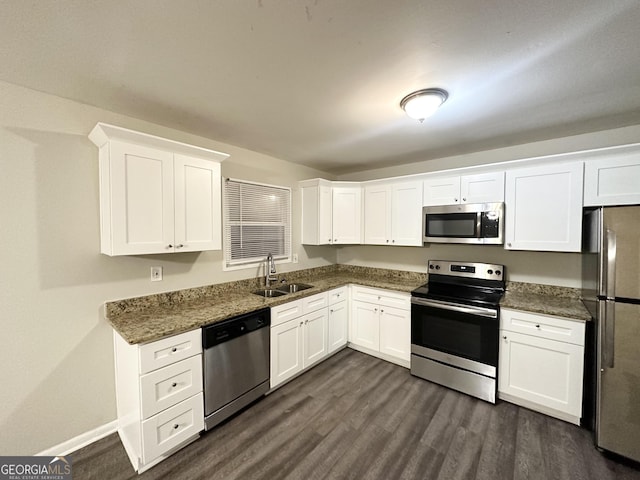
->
[410,297,498,368]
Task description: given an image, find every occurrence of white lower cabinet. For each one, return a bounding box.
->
[498,308,585,425]
[270,291,334,389]
[349,285,410,368]
[328,287,348,354]
[114,329,204,473]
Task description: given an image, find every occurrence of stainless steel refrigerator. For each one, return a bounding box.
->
[582,206,640,462]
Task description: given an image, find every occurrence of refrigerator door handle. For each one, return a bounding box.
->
[604,300,615,369]
[605,229,617,299]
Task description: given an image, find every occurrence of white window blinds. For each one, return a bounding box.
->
[223,178,291,268]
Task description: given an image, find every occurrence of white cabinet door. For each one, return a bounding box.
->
[328,300,348,354]
[174,154,221,252]
[364,184,391,245]
[460,171,505,203]
[391,181,423,246]
[584,152,640,206]
[270,319,303,388]
[379,306,410,362]
[350,300,380,350]
[499,330,584,418]
[110,141,175,255]
[319,184,333,244]
[504,162,583,252]
[302,309,328,368]
[423,176,460,206]
[332,186,362,244]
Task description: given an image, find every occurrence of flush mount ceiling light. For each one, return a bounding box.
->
[400,88,448,122]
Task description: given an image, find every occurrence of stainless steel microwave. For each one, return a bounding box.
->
[423,202,504,244]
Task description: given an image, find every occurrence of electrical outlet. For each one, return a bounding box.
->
[151,266,163,281]
[293,254,299,263]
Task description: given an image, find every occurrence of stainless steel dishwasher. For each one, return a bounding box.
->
[202,307,270,431]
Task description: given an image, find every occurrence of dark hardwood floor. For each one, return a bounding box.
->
[72,349,640,479]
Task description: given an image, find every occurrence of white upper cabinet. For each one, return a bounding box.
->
[504,162,583,252]
[583,149,640,206]
[423,171,504,206]
[332,186,363,244]
[301,179,362,245]
[364,181,423,246]
[89,123,228,256]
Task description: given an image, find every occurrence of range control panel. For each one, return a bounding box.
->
[428,260,505,281]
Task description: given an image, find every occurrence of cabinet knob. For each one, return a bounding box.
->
[381,309,384,313]
[503,335,507,340]
[330,309,334,313]
[173,424,179,430]
[171,347,177,353]
[328,239,331,242]
[535,324,540,328]
[462,197,467,202]
[167,244,173,249]
[374,308,378,312]
[176,244,184,249]
[386,239,389,243]
[171,382,177,388]
[507,242,512,248]
[305,320,308,324]
[300,322,303,326]
[392,240,395,243]
[334,239,337,242]
[454,198,458,202]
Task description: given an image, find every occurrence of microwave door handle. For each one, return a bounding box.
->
[476,211,482,238]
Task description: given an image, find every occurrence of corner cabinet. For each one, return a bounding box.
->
[504,162,583,252]
[498,308,585,425]
[583,147,640,206]
[113,329,204,473]
[89,123,229,256]
[300,179,362,245]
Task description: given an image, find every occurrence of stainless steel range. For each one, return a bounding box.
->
[410,260,505,403]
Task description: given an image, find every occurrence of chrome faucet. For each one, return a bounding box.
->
[265,253,277,288]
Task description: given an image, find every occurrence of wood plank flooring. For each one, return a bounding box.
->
[71,349,640,480]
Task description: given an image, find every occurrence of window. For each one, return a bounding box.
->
[223,178,291,269]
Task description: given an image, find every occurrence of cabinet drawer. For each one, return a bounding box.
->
[141,392,204,463]
[500,308,585,346]
[328,286,348,305]
[271,300,303,327]
[139,329,202,374]
[302,292,328,313]
[140,355,203,419]
[351,285,410,310]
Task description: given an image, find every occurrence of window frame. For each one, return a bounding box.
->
[222,177,292,271]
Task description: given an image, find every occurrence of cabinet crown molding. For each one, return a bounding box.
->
[89,122,229,162]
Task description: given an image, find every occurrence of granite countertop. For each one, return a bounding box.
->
[500,282,591,321]
[106,265,426,345]
[105,265,592,345]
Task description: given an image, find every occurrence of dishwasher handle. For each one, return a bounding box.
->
[202,307,271,349]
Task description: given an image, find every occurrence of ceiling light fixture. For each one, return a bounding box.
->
[400,88,448,122]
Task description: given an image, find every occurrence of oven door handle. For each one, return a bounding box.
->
[411,297,498,318]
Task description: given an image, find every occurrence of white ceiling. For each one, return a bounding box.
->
[1,0,639,174]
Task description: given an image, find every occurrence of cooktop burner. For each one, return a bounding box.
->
[411,260,506,308]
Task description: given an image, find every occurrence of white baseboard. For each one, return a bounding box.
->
[36,420,118,456]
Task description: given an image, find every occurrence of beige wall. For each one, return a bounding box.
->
[0,80,335,455]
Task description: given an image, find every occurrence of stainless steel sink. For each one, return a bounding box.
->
[276,283,314,294]
[253,289,288,298]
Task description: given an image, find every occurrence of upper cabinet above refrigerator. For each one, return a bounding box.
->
[584,147,640,207]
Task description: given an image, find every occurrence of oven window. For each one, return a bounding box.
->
[426,213,478,237]
[411,304,498,366]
